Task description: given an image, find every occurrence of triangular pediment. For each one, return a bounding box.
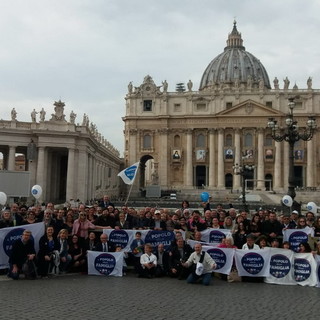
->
[217,100,284,117]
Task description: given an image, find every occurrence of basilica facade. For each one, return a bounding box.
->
[123,22,320,195]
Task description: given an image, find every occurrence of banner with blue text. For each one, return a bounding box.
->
[0,222,45,269]
[87,251,124,277]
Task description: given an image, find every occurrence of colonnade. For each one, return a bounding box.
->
[0,143,120,203]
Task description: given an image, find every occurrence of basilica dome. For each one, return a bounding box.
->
[199,21,271,90]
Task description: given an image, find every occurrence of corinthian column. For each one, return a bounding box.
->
[159,129,168,188]
[307,139,315,187]
[66,148,75,201]
[283,143,289,191]
[8,146,16,171]
[185,129,193,187]
[273,141,282,190]
[257,129,265,190]
[233,129,241,190]
[77,149,88,203]
[217,129,225,188]
[208,129,216,187]
[36,147,45,201]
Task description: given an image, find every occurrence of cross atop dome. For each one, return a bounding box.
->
[225,20,245,50]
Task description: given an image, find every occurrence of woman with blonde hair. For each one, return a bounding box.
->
[57,229,71,273]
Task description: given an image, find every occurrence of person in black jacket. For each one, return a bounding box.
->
[261,212,283,244]
[154,244,170,277]
[37,226,59,277]
[9,230,36,279]
[150,211,166,230]
[95,233,115,252]
[169,238,193,279]
[94,209,116,229]
[0,210,14,229]
[99,195,114,209]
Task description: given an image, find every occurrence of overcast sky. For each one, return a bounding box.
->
[0,0,319,155]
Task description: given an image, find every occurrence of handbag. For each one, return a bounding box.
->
[192,251,205,276]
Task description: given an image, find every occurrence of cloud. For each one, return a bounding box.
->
[0,0,319,154]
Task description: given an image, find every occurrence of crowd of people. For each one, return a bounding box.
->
[1,195,320,285]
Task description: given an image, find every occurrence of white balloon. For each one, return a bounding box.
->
[31,185,43,199]
[306,202,317,214]
[282,195,293,207]
[0,192,7,205]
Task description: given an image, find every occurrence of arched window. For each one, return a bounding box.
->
[143,134,151,149]
[196,134,205,147]
[225,134,233,147]
[174,135,181,147]
[265,134,273,146]
[244,133,253,147]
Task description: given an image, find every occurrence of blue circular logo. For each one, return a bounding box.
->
[294,258,311,282]
[207,248,226,270]
[94,253,116,275]
[109,230,129,249]
[270,254,291,278]
[3,228,24,257]
[32,189,38,195]
[144,230,175,251]
[3,228,34,257]
[289,231,308,252]
[241,252,264,275]
[209,230,226,243]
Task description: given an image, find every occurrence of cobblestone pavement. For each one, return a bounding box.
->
[0,272,319,320]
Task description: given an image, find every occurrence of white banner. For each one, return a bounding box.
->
[265,248,295,285]
[316,255,320,288]
[293,253,317,287]
[235,248,271,277]
[87,251,124,277]
[187,239,218,249]
[103,229,176,252]
[203,246,235,275]
[201,229,232,243]
[103,229,135,252]
[283,228,314,252]
[0,222,45,269]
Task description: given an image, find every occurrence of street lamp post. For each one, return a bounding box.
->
[233,159,254,212]
[267,97,316,201]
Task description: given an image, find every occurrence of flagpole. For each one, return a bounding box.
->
[124,182,134,206]
[124,162,140,206]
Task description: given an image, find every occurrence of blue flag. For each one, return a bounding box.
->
[117,162,140,185]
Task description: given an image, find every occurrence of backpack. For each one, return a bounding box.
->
[22,260,37,280]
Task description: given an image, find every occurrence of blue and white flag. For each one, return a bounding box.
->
[117,162,140,185]
[87,251,124,277]
[283,227,314,252]
[103,229,177,252]
[235,248,271,277]
[315,255,320,288]
[203,246,235,275]
[201,228,232,244]
[293,252,317,286]
[265,248,295,285]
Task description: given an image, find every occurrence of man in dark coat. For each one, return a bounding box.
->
[169,238,193,279]
[9,230,36,279]
[154,244,170,277]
